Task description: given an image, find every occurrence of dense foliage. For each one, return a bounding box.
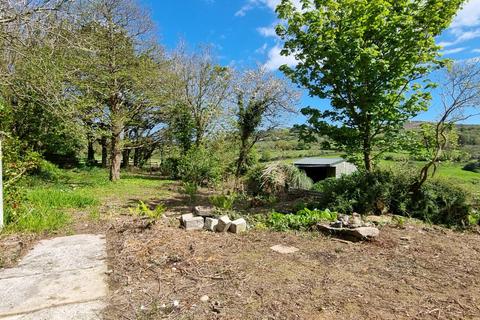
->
[313,170,474,227]
[267,208,338,231]
[277,0,464,171]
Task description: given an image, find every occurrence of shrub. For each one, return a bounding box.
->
[177,147,221,186]
[463,161,480,173]
[410,179,471,226]
[182,182,198,204]
[160,157,181,179]
[209,194,236,211]
[246,162,313,196]
[129,200,165,219]
[313,169,473,227]
[267,208,338,231]
[33,159,63,181]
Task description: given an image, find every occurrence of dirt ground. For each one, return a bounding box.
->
[2,182,480,320]
[103,217,480,320]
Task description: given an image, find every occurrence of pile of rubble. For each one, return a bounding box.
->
[180,206,247,234]
[317,213,380,242]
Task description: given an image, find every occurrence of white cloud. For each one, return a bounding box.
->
[440,47,467,55]
[472,48,480,53]
[255,43,268,54]
[235,0,302,17]
[439,28,480,47]
[451,0,480,28]
[264,45,298,71]
[257,25,277,37]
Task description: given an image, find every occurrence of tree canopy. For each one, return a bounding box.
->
[276,0,465,171]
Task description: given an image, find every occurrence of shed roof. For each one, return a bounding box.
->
[294,158,346,168]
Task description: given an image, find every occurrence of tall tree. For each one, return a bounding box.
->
[168,46,231,148]
[276,0,464,171]
[233,67,298,178]
[75,0,162,181]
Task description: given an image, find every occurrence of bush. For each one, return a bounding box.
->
[463,161,480,173]
[33,159,63,181]
[177,147,221,186]
[129,200,165,219]
[410,179,471,226]
[209,194,236,211]
[267,208,338,231]
[246,162,313,196]
[182,182,198,204]
[313,169,473,227]
[160,157,181,179]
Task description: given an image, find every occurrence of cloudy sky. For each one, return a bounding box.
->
[143,0,480,124]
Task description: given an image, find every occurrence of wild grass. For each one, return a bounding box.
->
[3,167,174,234]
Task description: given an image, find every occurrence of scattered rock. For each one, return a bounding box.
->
[350,213,363,228]
[200,295,209,302]
[352,227,380,239]
[184,216,205,231]
[194,206,215,217]
[317,224,379,242]
[229,218,247,233]
[216,215,232,232]
[173,300,180,308]
[400,236,411,241]
[204,217,219,232]
[270,244,299,254]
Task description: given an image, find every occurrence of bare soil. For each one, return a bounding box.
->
[103,217,480,320]
[2,179,480,320]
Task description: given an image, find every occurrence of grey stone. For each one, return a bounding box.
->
[180,213,194,226]
[229,218,247,233]
[318,224,379,242]
[0,234,107,319]
[270,245,299,254]
[200,295,209,302]
[204,217,219,232]
[216,215,231,232]
[184,216,204,231]
[352,227,380,239]
[350,214,363,228]
[194,206,214,217]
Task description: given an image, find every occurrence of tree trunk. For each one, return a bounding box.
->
[101,137,108,168]
[87,140,95,165]
[235,139,248,178]
[121,149,130,168]
[363,116,373,172]
[110,119,123,181]
[133,148,140,167]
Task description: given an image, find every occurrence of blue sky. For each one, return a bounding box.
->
[142,0,480,125]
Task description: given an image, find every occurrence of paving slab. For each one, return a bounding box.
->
[0,234,107,320]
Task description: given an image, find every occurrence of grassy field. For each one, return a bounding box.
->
[5,168,174,234]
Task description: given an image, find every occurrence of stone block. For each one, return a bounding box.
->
[215,215,231,232]
[194,206,214,217]
[229,218,247,233]
[184,216,204,231]
[204,217,219,232]
[180,213,194,226]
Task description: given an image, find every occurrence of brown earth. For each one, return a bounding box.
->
[2,181,480,320]
[103,217,480,320]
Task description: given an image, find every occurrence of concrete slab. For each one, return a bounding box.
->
[2,301,104,320]
[0,234,107,320]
